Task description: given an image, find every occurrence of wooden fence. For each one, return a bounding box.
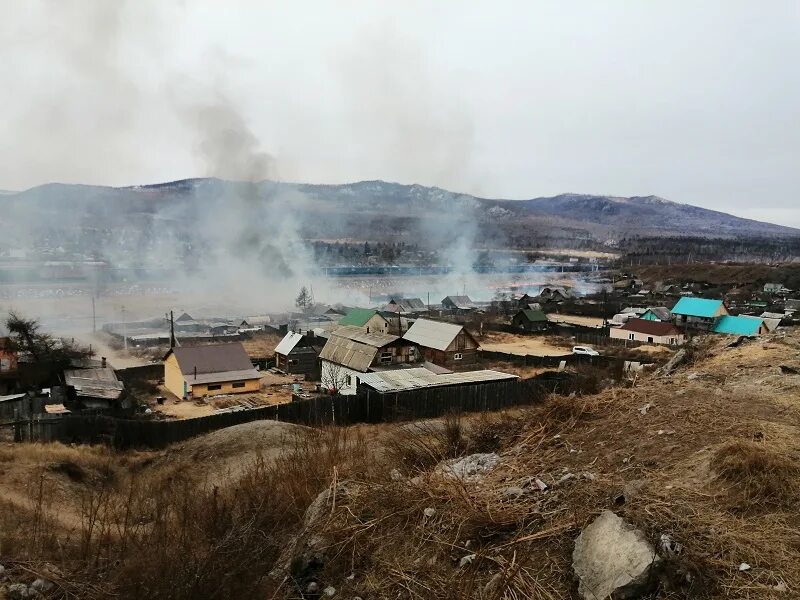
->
[7,372,581,449]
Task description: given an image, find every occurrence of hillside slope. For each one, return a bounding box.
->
[1,330,799,598]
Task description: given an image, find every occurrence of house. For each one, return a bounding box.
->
[338,308,390,334]
[671,297,728,331]
[763,283,784,294]
[640,307,671,321]
[785,299,800,314]
[380,311,411,336]
[63,367,126,411]
[441,295,475,311]
[511,309,549,332]
[239,315,271,330]
[712,315,768,337]
[319,326,419,395]
[383,297,428,314]
[402,318,480,369]
[516,293,537,309]
[537,287,573,303]
[274,332,319,377]
[164,343,261,399]
[610,319,685,346]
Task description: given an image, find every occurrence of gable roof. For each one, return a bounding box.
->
[385,297,427,312]
[403,318,473,352]
[63,368,124,400]
[619,318,680,337]
[339,308,385,327]
[643,306,671,321]
[175,312,194,322]
[671,297,724,318]
[319,326,400,372]
[358,368,517,393]
[274,332,304,356]
[165,343,260,383]
[515,309,548,323]
[712,315,764,336]
[442,295,474,309]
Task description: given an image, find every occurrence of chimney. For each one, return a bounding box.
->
[101,356,107,368]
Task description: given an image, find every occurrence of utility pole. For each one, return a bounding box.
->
[169,310,176,349]
[122,305,127,351]
[91,295,96,333]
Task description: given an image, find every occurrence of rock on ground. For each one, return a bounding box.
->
[437,453,499,481]
[572,511,660,600]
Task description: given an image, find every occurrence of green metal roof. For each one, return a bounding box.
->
[339,308,379,327]
[518,309,548,322]
[712,315,763,336]
[671,297,723,318]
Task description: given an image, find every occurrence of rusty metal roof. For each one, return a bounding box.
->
[359,368,517,393]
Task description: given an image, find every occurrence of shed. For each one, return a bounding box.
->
[402,318,480,369]
[511,309,549,332]
[64,367,126,411]
[671,297,728,331]
[164,343,261,399]
[274,331,319,377]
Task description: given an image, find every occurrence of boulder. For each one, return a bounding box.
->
[572,511,660,600]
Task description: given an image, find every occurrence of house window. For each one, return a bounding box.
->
[454,353,463,360]
[647,337,654,343]
[288,359,299,366]
[345,374,352,386]
[366,326,370,333]
[232,382,246,389]
[628,334,635,340]
[207,384,222,391]
[380,351,392,363]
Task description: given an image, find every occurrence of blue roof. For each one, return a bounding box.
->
[713,315,763,336]
[671,297,723,318]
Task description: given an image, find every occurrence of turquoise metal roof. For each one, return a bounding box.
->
[671,297,723,318]
[712,315,763,336]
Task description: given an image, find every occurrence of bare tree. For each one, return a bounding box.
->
[320,361,350,395]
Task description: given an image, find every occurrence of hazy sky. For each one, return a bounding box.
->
[1,1,798,226]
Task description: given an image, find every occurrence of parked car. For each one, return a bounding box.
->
[572,345,600,356]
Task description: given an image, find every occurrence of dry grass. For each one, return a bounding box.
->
[2,330,800,598]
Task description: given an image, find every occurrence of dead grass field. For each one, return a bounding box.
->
[1,329,800,598]
[480,331,572,356]
[547,313,605,327]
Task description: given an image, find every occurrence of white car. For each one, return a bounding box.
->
[572,345,600,356]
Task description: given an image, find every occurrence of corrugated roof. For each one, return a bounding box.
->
[442,296,474,309]
[339,308,383,327]
[319,334,380,372]
[0,393,26,404]
[643,306,671,321]
[712,315,763,336]
[359,368,518,393]
[64,368,124,400]
[671,297,724,318]
[403,318,464,351]
[330,326,399,347]
[274,332,304,356]
[620,318,680,336]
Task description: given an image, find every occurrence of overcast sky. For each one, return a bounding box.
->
[1,1,798,226]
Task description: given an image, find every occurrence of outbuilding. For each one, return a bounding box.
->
[274,331,319,377]
[402,318,480,369]
[511,309,549,332]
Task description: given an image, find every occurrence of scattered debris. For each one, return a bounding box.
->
[502,486,525,499]
[639,403,653,415]
[572,511,660,600]
[437,453,499,481]
[533,477,549,491]
[779,365,799,375]
[581,472,597,481]
[306,581,320,594]
[423,507,436,518]
[659,534,683,557]
[557,472,576,485]
[31,578,54,593]
[459,554,476,568]
[323,585,337,596]
[739,562,751,572]
[659,349,687,376]
[5,584,34,600]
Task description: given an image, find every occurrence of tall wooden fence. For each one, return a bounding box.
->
[8,372,580,449]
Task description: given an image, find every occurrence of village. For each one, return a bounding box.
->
[2,264,798,444]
